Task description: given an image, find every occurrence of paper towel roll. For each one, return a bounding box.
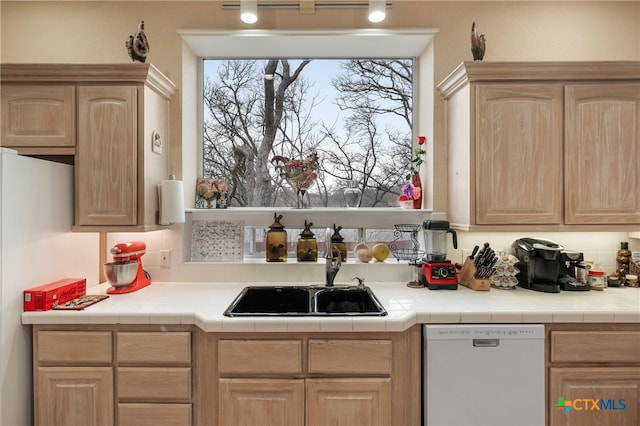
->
[159,178,185,225]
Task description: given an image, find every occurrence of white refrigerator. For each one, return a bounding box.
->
[0,148,99,425]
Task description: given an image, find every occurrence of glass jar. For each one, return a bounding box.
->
[297,220,318,262]
[588,269,606,291]
[266,213,287,262]
[625,274,639,288]
[344,180,361,208]
[330,224,347,262]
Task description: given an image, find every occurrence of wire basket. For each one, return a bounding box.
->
[390,248,425,262]
[393,224,422,233]
[390,224,423,261]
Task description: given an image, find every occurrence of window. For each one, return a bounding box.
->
[202,58,413,208]
[180,29,437,260]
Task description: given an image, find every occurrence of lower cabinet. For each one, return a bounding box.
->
[549,367,640,426]
[306,378,391,426]
[218,378,391,426]
[547,324,640,426]
[37,367,114,426]
[31,324,420,426]
[213,330,418,426]
[219,379,305,425]
[33,326,193,426]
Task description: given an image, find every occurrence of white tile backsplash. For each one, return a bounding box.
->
[107,227,638,284]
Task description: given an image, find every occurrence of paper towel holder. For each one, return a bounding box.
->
[157,175,186,225]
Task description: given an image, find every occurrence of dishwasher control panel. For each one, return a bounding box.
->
[424,324,545,339]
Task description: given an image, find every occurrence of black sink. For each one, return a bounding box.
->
[223,285,387,317]
[314,287,387,315]
[224,286,311,315]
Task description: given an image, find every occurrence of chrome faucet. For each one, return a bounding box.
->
[325,243,342,287]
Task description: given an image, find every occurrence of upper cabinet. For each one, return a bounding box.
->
[564,83,640,224]
[438,61,640,231]
[1,64,177,231]
[1,85,76,153]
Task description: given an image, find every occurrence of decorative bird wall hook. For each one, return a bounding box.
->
[126,20,150,63]
[471,22,486,61]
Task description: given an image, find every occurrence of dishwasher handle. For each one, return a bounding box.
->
[473,338,500,347]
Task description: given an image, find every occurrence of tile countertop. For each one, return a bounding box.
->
[21,282,640,332]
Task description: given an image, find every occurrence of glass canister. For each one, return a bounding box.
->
[330,224,347,262]
[588,269,606,291]
[297,220,318,262]
[625,274,639,288]
[266,213,287,262]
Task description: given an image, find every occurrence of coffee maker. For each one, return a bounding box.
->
[558,250,589,291]
[421,220,458,290]
[512,238,563,293]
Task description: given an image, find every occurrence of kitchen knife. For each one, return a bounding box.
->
[474,243,489,266]
[470,245,479,260]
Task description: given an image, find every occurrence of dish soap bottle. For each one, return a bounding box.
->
[266,213,287,262]
[330,223,347,262]
[297,220,318,262]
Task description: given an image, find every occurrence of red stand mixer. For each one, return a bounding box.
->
[104,241,151,294]
[421,220,458,290]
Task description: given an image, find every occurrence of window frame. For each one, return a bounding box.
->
[179,29,437,250]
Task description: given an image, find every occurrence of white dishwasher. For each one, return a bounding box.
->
[424,324,545,426]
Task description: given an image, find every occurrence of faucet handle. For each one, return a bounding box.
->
[352,276,365,289]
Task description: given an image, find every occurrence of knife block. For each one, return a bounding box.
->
[459,258,491,291]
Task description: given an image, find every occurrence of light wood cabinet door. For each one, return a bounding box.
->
[1,85,75,149]
[306,378,391,426]
[475,84,564,224]
[37,366,114,426]
[564,83,640,224]
[76,86,137,226]
[549,367,640,426]
[218,378,304,426]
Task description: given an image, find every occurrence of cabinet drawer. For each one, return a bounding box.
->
[117,332,191,364]
[117,367,191,400]
[308,339,392,375]
[118,403,192,426]
[218,340,302,375]
[37,331,112,364]
[551,331,640,363]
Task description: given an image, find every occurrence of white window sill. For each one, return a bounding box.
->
[186,207,433,229]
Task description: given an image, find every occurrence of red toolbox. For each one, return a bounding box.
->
[24,278,87,311]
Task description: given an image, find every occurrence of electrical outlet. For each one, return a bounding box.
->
[461,249,473,263]
[160,250,171,267]
[151,130,163,154]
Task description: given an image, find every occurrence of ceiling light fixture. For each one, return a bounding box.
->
[240,0,258,24]
[368,0,386,23]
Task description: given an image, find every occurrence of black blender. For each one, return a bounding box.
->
[421,220,458,290]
